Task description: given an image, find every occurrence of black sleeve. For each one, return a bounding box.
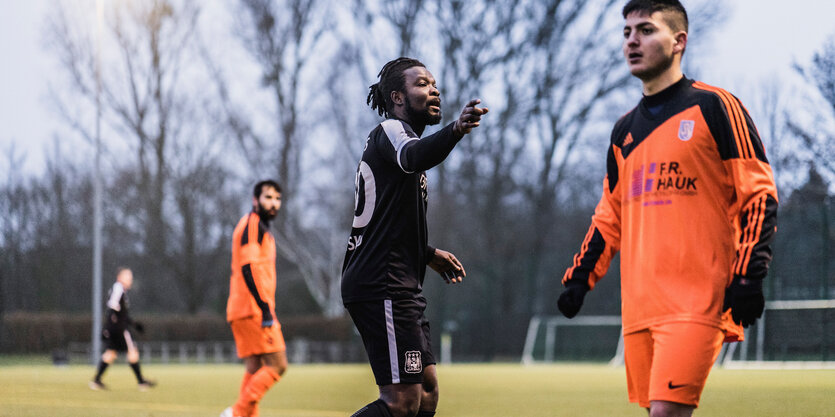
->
[400,122,460,172]
[426,245,436,264]
[735,194,778,280]
[241,264,270,314]
[118,293,134,326]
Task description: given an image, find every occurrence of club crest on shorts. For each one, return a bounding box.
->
[678,120,695,141]
[404,351,422,374]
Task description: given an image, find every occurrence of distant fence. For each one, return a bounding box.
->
[2,312,362,363]
[61,339,365,365]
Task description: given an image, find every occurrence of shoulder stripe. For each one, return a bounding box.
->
[693,82,756,159]
[381,119,419,173]
[734,201,755,274]
[693,82,747,158]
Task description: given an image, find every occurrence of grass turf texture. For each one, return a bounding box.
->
[0,363,833,416]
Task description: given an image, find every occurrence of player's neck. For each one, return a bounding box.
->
[391,109,425,137]
[641,67,683,96]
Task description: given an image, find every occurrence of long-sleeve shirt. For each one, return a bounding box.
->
[563,77,778,340]
[227,212,277,322]
[341,119,458,305]
[104,281,133,332]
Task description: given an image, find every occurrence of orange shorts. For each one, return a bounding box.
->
[623,322,724,408]
[230,316,286,358]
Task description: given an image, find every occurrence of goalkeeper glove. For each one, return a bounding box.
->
[723,276,765,327]
[558,279,590,319]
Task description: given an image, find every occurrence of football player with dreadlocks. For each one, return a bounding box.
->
[342,57,488,417]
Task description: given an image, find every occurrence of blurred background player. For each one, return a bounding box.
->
[341,57,488,417]
[557,1,778,416]
[221,180,288,417]
[89,267,155,391]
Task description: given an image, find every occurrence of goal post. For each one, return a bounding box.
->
[521,315,623,365]
[722,299,835,368]
[524,300,835,368]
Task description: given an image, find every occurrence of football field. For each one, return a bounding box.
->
[1,362,833,417]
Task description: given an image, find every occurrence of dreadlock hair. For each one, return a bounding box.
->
[367,57,426,118]
[622,0,688,33]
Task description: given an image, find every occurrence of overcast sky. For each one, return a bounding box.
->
[2,0,834,173]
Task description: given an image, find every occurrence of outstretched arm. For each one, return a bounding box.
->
[399,99,489,172]
[452,99,489,138]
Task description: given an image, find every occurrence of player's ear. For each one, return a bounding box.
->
[673,31,687,54]
[391,90,404,106]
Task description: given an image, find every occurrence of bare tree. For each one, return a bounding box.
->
[0,146,34,314]
[44,0,234,312]
[222,0,345,316]
[783,37,835,301]
[788,38,835,181]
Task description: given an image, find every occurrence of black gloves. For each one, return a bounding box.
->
[723,276,765,327]
[261,309,274,328]
[133,321,145,334]
[558,279,590,319]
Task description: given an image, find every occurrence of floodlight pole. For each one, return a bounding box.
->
[91,0,104,365]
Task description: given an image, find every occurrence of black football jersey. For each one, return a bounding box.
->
[341,119,459,304]
[105,281,132,331]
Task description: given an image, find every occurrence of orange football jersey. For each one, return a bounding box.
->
[227,212,277,322]
[564,78,778,339]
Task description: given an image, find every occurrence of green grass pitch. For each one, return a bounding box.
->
[1,362,834,416]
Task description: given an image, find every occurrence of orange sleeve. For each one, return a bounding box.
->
[563,145,622,290]
[726,154,778,279]
[694,82,779,280]
[706,85,778,280]
[236,213,276,316]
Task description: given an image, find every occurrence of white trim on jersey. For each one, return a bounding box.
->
[381,119,419,174]
[107,282,124,311]
[384,299,400,384]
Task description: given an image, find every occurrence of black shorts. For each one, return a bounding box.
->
[102,325,136,352]
[346,298,435,385]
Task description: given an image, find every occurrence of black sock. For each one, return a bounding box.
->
[350,399,393,417]
[129,362,144,383]
[94,361,109,382]
[416,412,436,417]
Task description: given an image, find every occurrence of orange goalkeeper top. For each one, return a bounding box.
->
[563,77,778,340]
[227,212,277,322]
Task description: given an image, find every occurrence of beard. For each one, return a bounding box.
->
[256,203,278,221]
[404,95,442,126]
[631,50,675,82]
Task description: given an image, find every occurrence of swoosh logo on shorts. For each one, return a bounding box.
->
[668,381,686,390]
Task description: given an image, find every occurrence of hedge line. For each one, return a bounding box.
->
[0,312,356,354]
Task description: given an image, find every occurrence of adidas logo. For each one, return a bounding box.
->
[623,133,634,147]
